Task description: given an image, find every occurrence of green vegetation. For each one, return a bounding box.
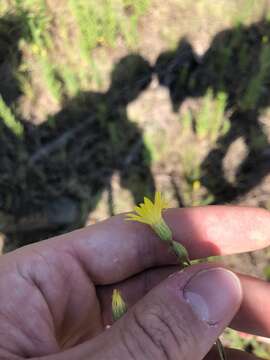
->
[12,0,63,102]
[224,328,270,359]
[68,0,117,58]
[181,89,230,143]
[0,96,24,137]
[120,0,151,46]
[69,0,150,58]
[180,145,202,205]
[241,41,270,111]
[180,144,214,206]
[234,0,258,25]
[0,0,151,104]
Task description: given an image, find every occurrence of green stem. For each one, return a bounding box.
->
[169,241,225,360]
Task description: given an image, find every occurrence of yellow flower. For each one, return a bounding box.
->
[126,192,172,242]
[127,192,191,266]
[112,289,127,321]
[192,180,201,191]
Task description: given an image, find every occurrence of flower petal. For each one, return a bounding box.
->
[127,192,169,227]
[144,197,154,210]
[155,191,162,207]
[126,214,150,224]
[134,205,147,217]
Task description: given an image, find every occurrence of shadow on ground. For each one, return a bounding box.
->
[1,14,270,251]
[0,13,155,251]
[156,19,270,204]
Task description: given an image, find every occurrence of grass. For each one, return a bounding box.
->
[0,96,24,137]
[120,0,151,46]
[180,145,202,205]
[179,144,214,206]
[0,0,151,106]
[69,0,150,59]
[12,0,64,102]
[184,89,230,142]
[39,59,63,102]
[59,66,80,98]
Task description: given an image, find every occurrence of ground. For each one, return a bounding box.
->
[0,0,270,357]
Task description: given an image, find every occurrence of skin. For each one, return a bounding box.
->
[0,206,269,359]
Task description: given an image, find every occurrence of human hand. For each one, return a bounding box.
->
[0,206,269,359]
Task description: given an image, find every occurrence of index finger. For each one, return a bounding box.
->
[20,206,270,284]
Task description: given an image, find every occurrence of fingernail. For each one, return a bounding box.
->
[183,268,242,325]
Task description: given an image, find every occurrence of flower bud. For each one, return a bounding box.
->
[171,240,191,266]
[112,289,127,321]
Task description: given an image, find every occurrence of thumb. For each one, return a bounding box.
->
[58,265,242,360]
[99,265,242,360]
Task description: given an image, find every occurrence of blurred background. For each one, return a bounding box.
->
[0,0,270,357]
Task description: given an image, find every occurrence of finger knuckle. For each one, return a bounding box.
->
[124,301,191,360]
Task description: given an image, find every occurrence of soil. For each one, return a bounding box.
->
[0,1,269,281]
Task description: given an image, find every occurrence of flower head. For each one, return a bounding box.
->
[112,289,127,321]
[126,192,172,242]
